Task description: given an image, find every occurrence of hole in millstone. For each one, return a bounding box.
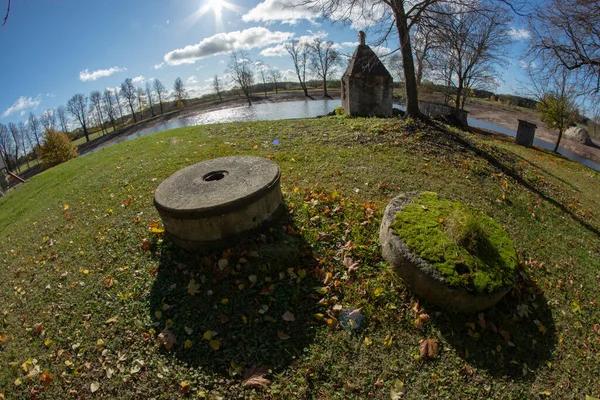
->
[203,170,229,182]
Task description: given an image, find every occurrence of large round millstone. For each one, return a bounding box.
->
[380,192,516,313]
[154,156,282,250]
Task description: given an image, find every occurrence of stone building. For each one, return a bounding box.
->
[341,31,393,117]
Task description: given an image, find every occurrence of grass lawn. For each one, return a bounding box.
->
[0,116,599,399]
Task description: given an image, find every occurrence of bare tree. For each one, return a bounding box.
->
[412,24,437,89]
[17,122,30,169]
[28,112,42,147]
[145,81,156,117]
[102,89,117,131]
[269,69,282,94]
[67,93,90,142]
[90,91,107,134]
[227,51,255,106]
[153,79,167,114]
[0,123,13,171]
[309,37,340,97]
[285,39,311,97]
[136,87,146,119]
[56,106,69,134]
[429,3,511,111]
[120,78,138,123]
[213,75,223,101]
[40,109,57,132]
[173,77,187,107]
[527,0,600,103]
[112,88,124,124]
[256,61,270,97]
[8,122,21,172]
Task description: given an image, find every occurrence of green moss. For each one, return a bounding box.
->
[392,192,518,294]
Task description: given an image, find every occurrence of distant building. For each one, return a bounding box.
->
[341,31,393,117]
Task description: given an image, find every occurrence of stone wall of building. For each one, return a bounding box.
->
[342,75,393,117]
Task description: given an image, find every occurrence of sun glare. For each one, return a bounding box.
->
[188,0,242,30]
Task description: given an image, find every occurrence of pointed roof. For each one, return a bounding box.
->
[343,31,392,78]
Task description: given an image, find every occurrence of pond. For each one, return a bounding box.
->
[91,99,600,172]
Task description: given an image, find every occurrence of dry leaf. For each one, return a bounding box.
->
[90,382,100,393]
[180,381,191,394]
[373,288,384,297]
[277,331,290,340]
[384,334,394,347]
[419,338,439,359]
[184,340,192,349]
[187,279,200,296]
[208,340,220,350]
[414,314,430,330]
[40,371,53,388]
[390,379,405,399]
[242,365,271,388]
[140,239,150,251]
[157,328,176,350]
[282,311,295,322]
[202,330,218,340]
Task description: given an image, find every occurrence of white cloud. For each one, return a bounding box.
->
[508,27,530,40]
[518,59,536,69]
[243,0,320,25]
[187,75,199,85]
[154,62,165,70]
[244,0,385,29]
[132,76,145,83]
[163,27,294,65]
[260,44,288,57]
[341,41,357,48]
[79,66,126,82]
[2,95,42,118]
[46,93,56,98]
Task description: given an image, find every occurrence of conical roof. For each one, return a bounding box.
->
[343,44,392,78]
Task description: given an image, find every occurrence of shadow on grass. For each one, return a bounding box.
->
[429,271,556,379]
[148,208,320,375]
[433,121,600,237]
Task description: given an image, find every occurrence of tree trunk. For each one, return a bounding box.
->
[394,5,421,118]
[302,83,308,97]
[159,100,164,115]
[129,105,137,123]
[275,84,278,94]
[83,125,89,142]
[323,77,328,97]
[455,79,463,114]
[553,129,563,152]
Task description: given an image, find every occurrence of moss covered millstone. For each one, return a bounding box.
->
[380,192,518,313]
[393,192,518,294]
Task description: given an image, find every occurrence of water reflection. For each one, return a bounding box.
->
[88,99,599,171]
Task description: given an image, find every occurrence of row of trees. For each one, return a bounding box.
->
[217,36,342,106]
[0,77,188,173]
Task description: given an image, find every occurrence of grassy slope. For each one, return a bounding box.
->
[0,117,599,399]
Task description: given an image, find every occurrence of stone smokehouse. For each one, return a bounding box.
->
[342,31,393,117]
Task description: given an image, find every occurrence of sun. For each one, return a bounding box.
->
[191,0,242,30]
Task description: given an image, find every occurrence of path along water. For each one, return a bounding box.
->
[89,99,600,172]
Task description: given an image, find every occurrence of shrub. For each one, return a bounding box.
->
[334,106,345,116]
[37,129,79,169]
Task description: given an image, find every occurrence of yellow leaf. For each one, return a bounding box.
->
[373,287,384,297]
[390,379,405,400]
[166,319,174,329]
[14,378,22,386]
[184,340,192,349]
[539,391,551,396]
[384,334,393,347]
[298,269,306,279]
[150,227,165,233]
[293,187,299,193]
[209,339,220,350]
[90,381,100,393]
[44,339,52,347]
[155,310,162,319]
[364,337,373,346]
[21,358,33,373]
[96,339,105,347]
[241,315,247,324]
[571,301,581,313]
[314,287,329,295]
[313,313,324,321]
[63,204,69,211]
[203,330,217,340]
[221,298,229,305]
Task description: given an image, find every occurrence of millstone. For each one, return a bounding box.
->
[380,192,512,313]
[154,156,282,250]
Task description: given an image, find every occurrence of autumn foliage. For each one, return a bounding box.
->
[36,129,79,169]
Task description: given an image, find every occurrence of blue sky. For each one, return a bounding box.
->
[0,0,532,125]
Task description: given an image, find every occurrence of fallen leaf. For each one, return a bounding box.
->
[384,334,394,347]
[63,204,69,211]
[90,382,100,393]
[180,381,191,394]
[203,330,218,340]
[218,259,229,271]
[184,340,192,349]
[282,311,295,322]
[157,328,176,350]
[40,371,53,388]
[103,275,114,288]
[187,279,200,296]
[150,227,165,234]
[390,379,405,399]
[414,313,430,329]
[539,391,551,397]
[209,340,220,350]
[419,338,439,359]
[373,288,384,297]
[34,322,44,335]
[277,331,290,340]
[242,365,271,388]
[364,337,372,346]
[140,239,150,251]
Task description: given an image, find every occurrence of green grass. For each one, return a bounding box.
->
[0,117,599,399]
[392,192,518,293]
